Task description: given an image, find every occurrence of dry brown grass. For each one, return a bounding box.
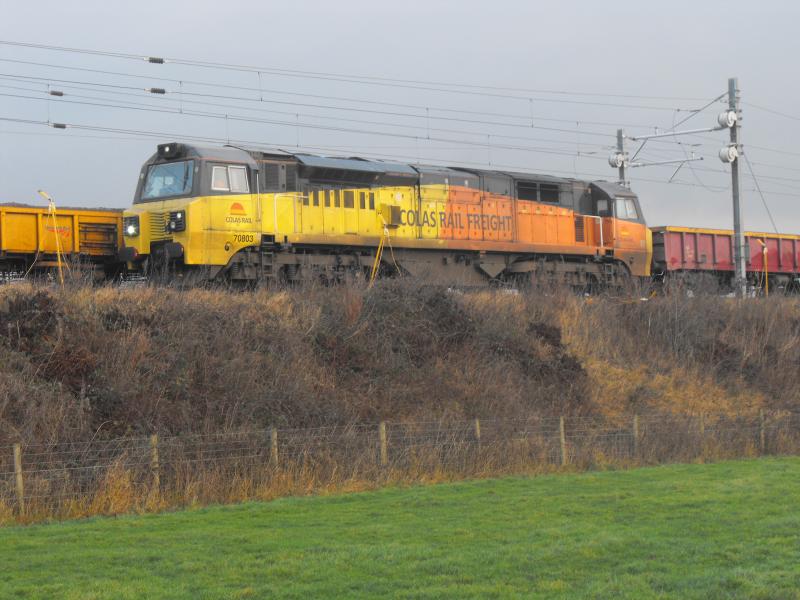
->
[1,280,799,522]
[2,280,799,441]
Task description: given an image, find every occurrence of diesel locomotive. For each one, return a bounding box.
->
[120,142,651,288]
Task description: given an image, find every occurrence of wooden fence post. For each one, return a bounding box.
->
[759,410,766,455]
[633,414,640,459]
[270,427,279,465]
[559,416,567,466]
[149,434,160,491]
[474,418,481,447]
[379,421,388,466]
[13,443,24,515]
[698,413,706,458]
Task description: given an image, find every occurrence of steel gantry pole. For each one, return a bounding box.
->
[728,77,747,297]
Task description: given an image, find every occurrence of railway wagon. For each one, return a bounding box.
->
[0,204,123,278]
[121,142,652,287]
[652,226,800,290]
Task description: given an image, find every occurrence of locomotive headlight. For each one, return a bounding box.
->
[167,210,186,232]
[123,215,140,237]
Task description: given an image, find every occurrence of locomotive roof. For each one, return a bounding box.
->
[294,153,418,177]
[500,171,573,184]
[590,180,637,198]
[218,144,586,185]
[148,144,258,168]
[465,168,572,185]
[154,143,627,192]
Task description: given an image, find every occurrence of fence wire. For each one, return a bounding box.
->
[2,412,799,523]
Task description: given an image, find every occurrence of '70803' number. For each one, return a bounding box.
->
[233,234,255,243]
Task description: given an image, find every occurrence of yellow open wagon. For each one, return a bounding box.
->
[0,203,123,279]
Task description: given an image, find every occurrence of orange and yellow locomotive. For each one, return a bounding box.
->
[120,142,651,287]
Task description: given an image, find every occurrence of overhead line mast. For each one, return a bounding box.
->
[610,78,748,297]
[726,77,747,298]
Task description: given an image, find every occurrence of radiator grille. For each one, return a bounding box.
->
[263,164,280,190]
[148,212,170,242]
[285,164,298,191]
[574,216,585,243]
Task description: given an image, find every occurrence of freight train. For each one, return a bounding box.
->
[2,141,799,291]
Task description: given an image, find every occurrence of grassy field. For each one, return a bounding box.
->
[1,458,799,599]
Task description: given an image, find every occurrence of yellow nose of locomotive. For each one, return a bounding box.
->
[120,202,191,268]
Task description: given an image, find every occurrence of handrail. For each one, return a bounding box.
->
[583,215,604,248]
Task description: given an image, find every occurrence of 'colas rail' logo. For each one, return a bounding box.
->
[44,226,72,240]
[225,202,252,224]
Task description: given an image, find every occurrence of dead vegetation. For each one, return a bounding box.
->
[1,280,800,522]
[0,280,798,447]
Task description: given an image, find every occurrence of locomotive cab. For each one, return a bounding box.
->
[589,182,652,275]
[120,143,260,276]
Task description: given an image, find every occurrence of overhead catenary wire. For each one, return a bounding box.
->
[18,75,800,182]
[742,152,779,234]
[645,137,800,176]
[0,92,617,158]
[0,116,609,168]
[0,74,625,143]
[2,80,798,188]
[5,40,799,170]
[0,39,710,105]
[0,71,655,140]
[743,143,800,159]
[3,116,800,204]
[0,125,642,182]
[744,102,800,123]
[0,116,666,178]
[1,44,799,231]
[632,144,800,190]
[0,114,765,190]
[20,59,800,168]
[671,93,727,129]
[748,160,800,175]
[0,57,671,130]
[669,107,728,193]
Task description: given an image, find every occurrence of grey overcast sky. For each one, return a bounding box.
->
[1,0,798,231]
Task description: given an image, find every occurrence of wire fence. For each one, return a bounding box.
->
[2,411,799,524]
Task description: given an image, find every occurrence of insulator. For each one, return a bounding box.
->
[717,110,738,128]
[719,145,739,163]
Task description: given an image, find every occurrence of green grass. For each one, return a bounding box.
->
[2,458,799,599]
